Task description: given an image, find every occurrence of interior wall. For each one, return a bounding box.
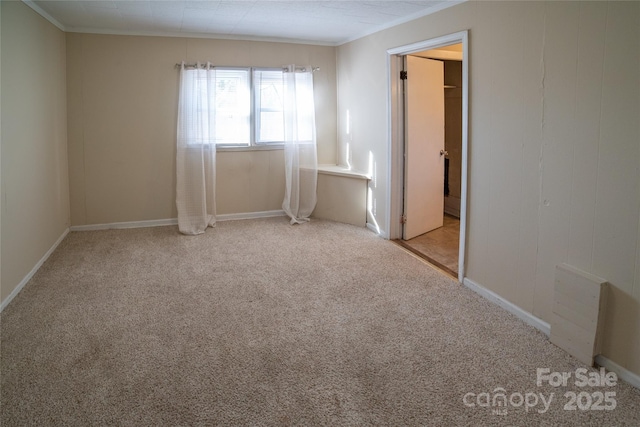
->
[0,1,70,303]
[66,34,337,225]
[337,1,640,376]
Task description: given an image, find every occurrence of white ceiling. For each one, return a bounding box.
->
[26,0,462,45]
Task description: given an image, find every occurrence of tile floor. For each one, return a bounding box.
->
[397,214,460,277]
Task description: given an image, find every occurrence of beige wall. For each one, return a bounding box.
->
[1,1,70,302]
[337,1,640,375]
[66,34,337,225]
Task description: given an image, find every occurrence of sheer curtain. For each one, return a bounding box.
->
[176,62,217,235]
[282,65,318,224]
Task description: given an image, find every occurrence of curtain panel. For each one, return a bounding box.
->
[282,65,318,224]
[176,62,217,235]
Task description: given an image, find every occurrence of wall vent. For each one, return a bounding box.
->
[550,264,608,366]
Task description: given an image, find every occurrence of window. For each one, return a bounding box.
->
[213,69,251,146]
[254,69,285,144]
[255,68,316,145]
[182,66,313,147]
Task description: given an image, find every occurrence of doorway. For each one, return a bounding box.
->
[386,32,468,281]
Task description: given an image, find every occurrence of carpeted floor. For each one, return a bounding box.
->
[1,217,639,426]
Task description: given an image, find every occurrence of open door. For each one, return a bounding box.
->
[402,56,445,240]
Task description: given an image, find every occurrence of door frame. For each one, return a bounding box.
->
[386,30,469,282]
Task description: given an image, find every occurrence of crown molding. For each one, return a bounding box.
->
[64,26,337,47]
[21,0,466,48]
[21,0,66,31]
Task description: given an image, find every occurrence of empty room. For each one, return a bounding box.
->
[1,0,639,425]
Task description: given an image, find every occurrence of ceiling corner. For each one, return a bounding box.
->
[22,0,66,32]
[336,0,468,46]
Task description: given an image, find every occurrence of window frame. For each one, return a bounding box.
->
[184,65,297,150]
[209,66,252,148]
[253,67,287,146]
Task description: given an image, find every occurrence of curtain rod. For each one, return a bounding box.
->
[175,63,319,72]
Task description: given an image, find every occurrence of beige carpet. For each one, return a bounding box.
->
[1,217,639,426]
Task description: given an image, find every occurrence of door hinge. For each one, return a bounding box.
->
[400,70,408,80]
[401,215,407,224]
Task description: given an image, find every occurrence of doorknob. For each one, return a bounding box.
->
[440,150,449,157]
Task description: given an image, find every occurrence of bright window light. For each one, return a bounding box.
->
[214,69,250,146]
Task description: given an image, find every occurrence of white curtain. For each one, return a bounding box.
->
[282,65,318,224]
[176,62,217,235]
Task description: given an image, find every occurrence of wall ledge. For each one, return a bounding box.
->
[317,164,370,180]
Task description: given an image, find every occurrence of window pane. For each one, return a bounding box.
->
[259,112,284,141]
[215,69,250,145]
[254,69,284,143]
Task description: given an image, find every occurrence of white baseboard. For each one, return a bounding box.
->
[70,218,178,231]
[69,210,287,232]
[0,228,70,313]
[217,210,286,221]
[595,355,640,390]
[462,278,640,390]
[462,277,551,336]
[366,222,388,238]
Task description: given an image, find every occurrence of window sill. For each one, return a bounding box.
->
[216,144,284,152]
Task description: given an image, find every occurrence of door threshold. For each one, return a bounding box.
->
[393,239,458,279]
